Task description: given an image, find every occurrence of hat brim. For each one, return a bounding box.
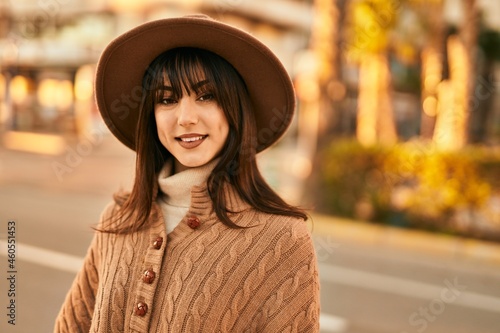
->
[95,15,295,152]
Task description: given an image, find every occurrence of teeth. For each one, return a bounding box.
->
[180,136,204,142]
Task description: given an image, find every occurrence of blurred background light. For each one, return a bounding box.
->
[37,79,73,110]
[3,130,65,155]
[10,75,29,106]
[74,65,94,102]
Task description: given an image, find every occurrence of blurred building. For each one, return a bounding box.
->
[0,0,312,154]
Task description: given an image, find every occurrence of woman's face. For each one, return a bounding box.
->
[154,79,229,172]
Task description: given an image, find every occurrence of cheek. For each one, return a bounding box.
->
[215,110,230,141]
[154,112,171,136]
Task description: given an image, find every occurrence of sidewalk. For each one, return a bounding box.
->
[310,213,500,265]
[0,132,135,195]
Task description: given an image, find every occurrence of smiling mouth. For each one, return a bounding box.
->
[176,135,207,142]
[175,134,208,149]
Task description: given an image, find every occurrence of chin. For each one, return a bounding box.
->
[183,162,203,168]
[177,158,211,169]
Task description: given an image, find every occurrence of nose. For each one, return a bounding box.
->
[177,97,198,127]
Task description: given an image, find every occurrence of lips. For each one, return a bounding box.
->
[175,134,208,149]
[179,136,205,142]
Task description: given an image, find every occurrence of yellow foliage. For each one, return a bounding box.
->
[345,0,399,62]
[383,142,492,219]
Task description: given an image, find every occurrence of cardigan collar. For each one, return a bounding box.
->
[150,160,252,231]
[149,182,253,240]
[157,158,219,208]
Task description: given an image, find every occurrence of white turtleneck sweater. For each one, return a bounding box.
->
[156,159,218,233]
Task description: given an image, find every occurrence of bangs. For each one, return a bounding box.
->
[150,48,218,102]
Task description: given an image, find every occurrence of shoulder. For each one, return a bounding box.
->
[254,210,310,230]
[249,211,314,248]
[99,200,119,222]
[96,190,131,228]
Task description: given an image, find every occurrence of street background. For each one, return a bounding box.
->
[1,0,500,332]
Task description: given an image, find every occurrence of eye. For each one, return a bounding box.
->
[197,93,214,102]
[159,97,177,105]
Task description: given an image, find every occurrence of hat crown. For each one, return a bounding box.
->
[184,13,211,20]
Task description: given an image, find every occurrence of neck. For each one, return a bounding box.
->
[174,159,188,173]
[173,158,219,174]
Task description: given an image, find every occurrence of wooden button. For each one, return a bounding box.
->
[135,302,148,316]
[187,216,200,229]
[153,237,163,249]
[143,269,156,284]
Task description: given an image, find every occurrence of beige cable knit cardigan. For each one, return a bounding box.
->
[54,184,320,332]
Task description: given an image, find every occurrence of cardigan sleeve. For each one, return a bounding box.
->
[260,218,321,333]
[53,203,113,333]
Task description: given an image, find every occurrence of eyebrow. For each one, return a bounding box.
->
[159,80,209,92]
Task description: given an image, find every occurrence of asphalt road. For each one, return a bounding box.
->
[1,135,499,333]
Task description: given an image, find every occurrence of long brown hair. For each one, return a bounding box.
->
[100,47,306,233]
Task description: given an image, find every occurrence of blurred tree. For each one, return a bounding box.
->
[461,0,480,140]
[433,30,470,150]
[300,0,343,154]
[299,0,347,150]
[294,0,346,180]
[404,0,445,139]
[293,0,346,199]
[344,0,496,149]
[404,0,499,147]
[429,0,482,150]
[316,0,348,141]
[344,0,399,146]
[469,24,500,143]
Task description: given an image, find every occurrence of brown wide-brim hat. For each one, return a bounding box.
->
[95,14,295,152]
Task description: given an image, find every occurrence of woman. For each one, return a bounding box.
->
[55,14,320,332]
